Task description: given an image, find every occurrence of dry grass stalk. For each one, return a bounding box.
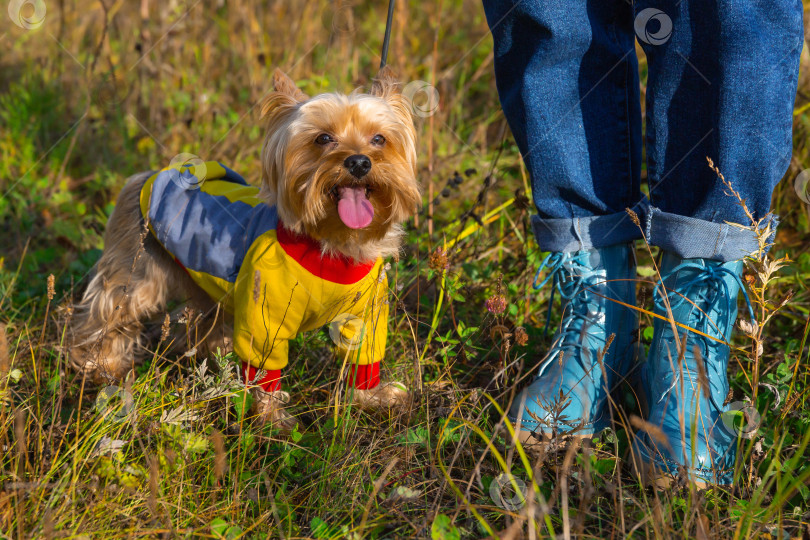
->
[211,430,226,482]
[0,323,9,376]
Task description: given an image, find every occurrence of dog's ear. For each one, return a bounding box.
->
[370,65,401,98]
[260,69,309,121]
[371,65,416,130]
[272,69,309,101]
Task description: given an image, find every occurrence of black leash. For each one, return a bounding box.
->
[380,0,396,68]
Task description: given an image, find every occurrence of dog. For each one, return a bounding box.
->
[68,68,421,428]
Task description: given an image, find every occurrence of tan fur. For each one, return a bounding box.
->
[250,389,298,430]
[260,69,420,262]
[68,173,221,383]
[69,69,420,425]
[352,382,411,410]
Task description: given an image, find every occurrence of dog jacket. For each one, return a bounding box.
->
[138,161,389,379]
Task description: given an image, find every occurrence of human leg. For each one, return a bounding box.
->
[483,0,642,441]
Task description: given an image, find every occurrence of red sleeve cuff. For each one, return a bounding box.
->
[349,362,380,390]
[241,362,281,392]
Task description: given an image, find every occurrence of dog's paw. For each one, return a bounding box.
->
[68,345,130,384]
[250,388,298,430]
[352,382,411,411]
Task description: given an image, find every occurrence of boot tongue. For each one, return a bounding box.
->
[337,186,374,229]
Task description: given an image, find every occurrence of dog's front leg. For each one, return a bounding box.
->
[352,381,411,410]
[238,354,298,431]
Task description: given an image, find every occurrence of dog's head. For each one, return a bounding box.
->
[259,68,421,261]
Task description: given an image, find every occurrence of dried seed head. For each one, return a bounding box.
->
[211,430,226,480]
[514,188,530,210]
[253,270,261,303]
[148,454,158,513]
[486,275,508,314]
[738,319,758,336]
[160,313,171,342]
[626,208,640,227]
[0,323,8,375]
[428,247,450,271]
[46,274,55,301]
[514,326,529,346]
[490,324,509,341]
[485,295,507,315]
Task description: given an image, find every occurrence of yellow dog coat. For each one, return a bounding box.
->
[138,161,389,386]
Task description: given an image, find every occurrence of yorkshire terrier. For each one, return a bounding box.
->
[68,68,421,428]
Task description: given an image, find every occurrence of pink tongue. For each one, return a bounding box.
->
[337,186,374,229]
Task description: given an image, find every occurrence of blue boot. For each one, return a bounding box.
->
[631,252,754,487]
[508,244,638,444]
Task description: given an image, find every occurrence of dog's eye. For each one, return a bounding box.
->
[370,134,386,146]
[315,133,334,145]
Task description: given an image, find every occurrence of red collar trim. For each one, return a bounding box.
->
[275,222,375,284]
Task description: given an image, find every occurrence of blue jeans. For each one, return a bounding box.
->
[483,0,803,262]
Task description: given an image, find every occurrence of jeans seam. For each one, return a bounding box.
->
[713,224,729,257]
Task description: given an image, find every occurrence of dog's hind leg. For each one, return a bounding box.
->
[68,172,193,383]
[155,301,234,360]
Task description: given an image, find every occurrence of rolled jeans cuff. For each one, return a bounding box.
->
[530,206,644,252]
[530,201,772,262]
[644,206,771,262]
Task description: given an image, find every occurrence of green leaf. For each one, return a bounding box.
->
[397,426,430,446]
[311,516,340,539]
[637,265,658,277]
[210,518,229,536]
[211,518,242,539]
[291,425,303,443]
[184,433,209,454]
[389,485,421,500]
[591,457,616,475]
[8,369,23,383]
[232,389,253,419]
[431,514,460,540]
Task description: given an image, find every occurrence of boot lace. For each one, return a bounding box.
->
[531,252,607,378]
[652,261,754,410]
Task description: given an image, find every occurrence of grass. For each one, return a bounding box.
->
[1,0,810,537]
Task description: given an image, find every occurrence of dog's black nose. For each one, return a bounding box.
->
[344,154,372,179]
